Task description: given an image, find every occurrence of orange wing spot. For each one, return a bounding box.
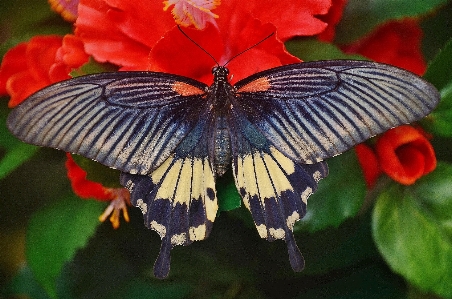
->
[237,77,271,93]
[172,81,205,96]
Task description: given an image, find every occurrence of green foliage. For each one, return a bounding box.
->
[286,38,365,61]
[26,196,105,298]
[0,102,39,179]
[301,150,366,232]
[373,163,452,298]
[422,39,452,137]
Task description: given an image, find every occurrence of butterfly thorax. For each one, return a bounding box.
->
[210,66,233,177]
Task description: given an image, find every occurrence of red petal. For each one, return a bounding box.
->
[0,43,28,96]
[376,126,436,185]
[236,0,331,40]
[342,19,426,75]
[150,15,299,85]
[355,143,381,188]
[75,0,175,69]
[65,153,114,201]
[0,36,66,107]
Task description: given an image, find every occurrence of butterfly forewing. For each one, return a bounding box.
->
[7,72,209,175]
[233,60,440,164]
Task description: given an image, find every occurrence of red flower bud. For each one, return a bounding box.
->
[375,125,436,185]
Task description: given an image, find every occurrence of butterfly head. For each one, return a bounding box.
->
[212,66,229,82]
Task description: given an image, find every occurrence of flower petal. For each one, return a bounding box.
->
[75,0,175,69]
[237,0,331,40]
[149,17,299,84]
[342,19,426,75]
[355,143,381,188]
[376,126,436,185]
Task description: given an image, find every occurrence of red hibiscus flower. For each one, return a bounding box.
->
[75,0,332,83]
[342,19,426,75]
[0,35,88,107]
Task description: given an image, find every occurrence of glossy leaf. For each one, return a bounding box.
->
[373,162,452,298]
[300,150,366,232]
[423,39,452,91]
[0,104,39,179]
[285,38,365,61]
[26,195,105,298]
[422,39,452,136]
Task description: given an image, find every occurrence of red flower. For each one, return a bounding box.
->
[355,143,381,188]
[342,19,426,75]
[75,0,175,70]
[65,153,131,228]
[0,35,88,107]
[75,0,332,83]
[376,126,436,185]
[356,126,436,187]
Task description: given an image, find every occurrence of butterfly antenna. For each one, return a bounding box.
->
[177,26,219,66]
[223,32,274,67]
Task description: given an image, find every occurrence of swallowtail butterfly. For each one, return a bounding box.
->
[7,58,439,278]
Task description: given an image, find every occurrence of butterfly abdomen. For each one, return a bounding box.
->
[213,116,231,177]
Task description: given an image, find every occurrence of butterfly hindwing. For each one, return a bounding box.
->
[234,60,440,164]
[120,113,218,279]
[7,72,209,175]
[228,107,328,271]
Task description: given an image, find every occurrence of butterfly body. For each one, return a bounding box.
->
[7,60,440,279]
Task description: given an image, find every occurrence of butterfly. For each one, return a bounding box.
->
[7,59,440,278]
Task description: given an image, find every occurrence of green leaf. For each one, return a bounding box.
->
[2,266,51,299]
[335,0,448,44]
[423,83,452,137]
[423,39,452,92]
[0,142,39,180]
[216,170,242,212]
[300,150,366,232]
[0,102,40,179]
[373,163,452,298]
[286,38,365,61]
[26,195,105,298]
[421,39,452,137]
